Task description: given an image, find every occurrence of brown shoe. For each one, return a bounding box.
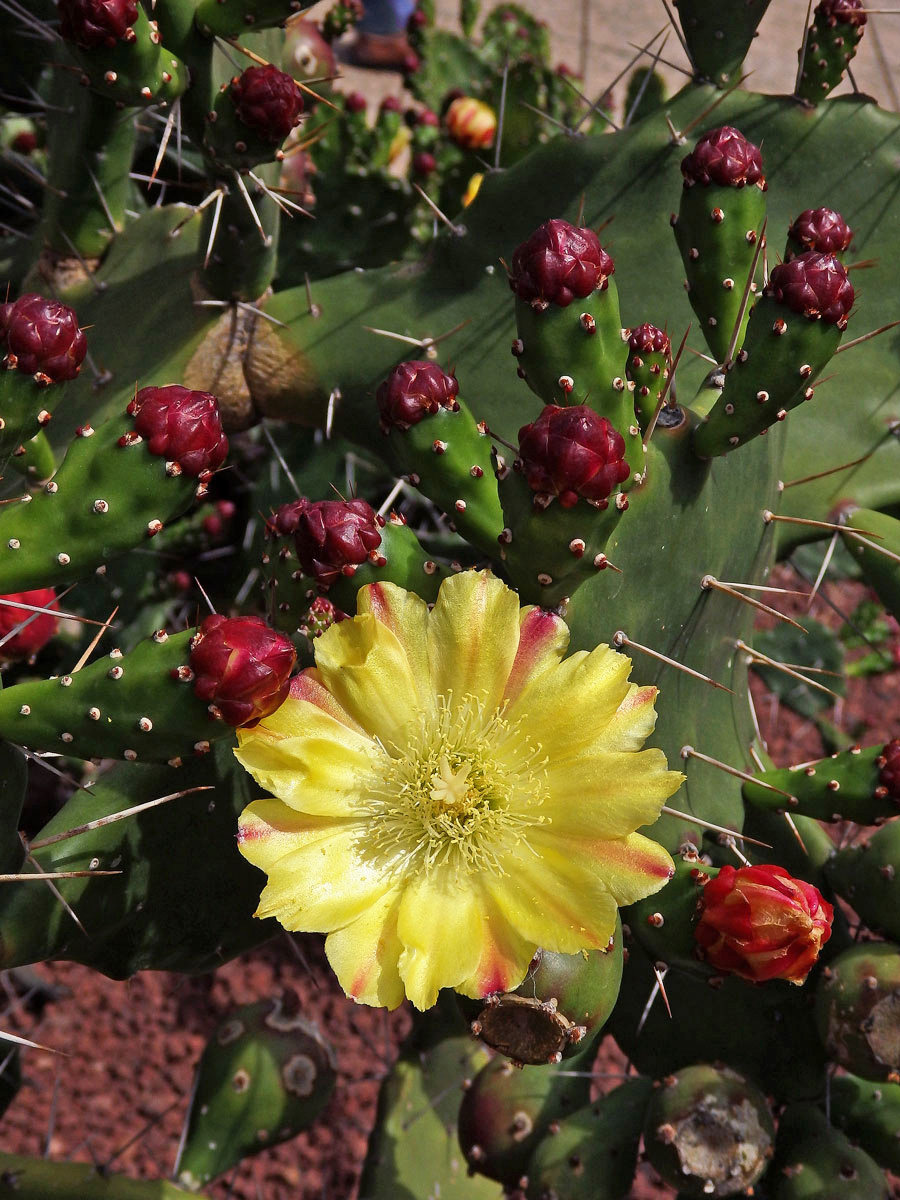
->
[348,31,412,70]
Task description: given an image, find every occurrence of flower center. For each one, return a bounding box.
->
[360,694,548,878]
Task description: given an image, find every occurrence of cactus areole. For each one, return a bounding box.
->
[0,293,87,383]
[517,405,630,509]
[376,360,460,431]
[58,0,139,48]
[229,65,304,144]
[189,614,296,728]
[879,739,900,802]
[680,125,765,188]
[127,385,228,478]
[509,219,614,309]
[766,252,854,327]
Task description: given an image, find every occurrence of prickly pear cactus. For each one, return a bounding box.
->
[1,0,900,1195]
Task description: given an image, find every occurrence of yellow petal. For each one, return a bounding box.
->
[456,895,536,1000]
[325,888,406,1009]
[542,748,684,839]
[502,605,570,705]
[284,669,368,734]
[240,806,393,930]
[314,611,422,746]
[489,841,621,955]
[358,582,432,705]
[396,872,484,1010]
[427,570,520,710]
[594,684,661,752]
[506,643,633,759]
[235,714,376,816]
[530,828,675,908]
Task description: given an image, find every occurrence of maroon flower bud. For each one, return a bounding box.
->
[0,293,86,383]
[402,50,421,75]
[344,91,368,114]
[380,95,403,114]
[412,151,437,176]
[817,0,867,27]
[190,614,296,728]
[414,107,440,128]
[300,596,346,640]
[627,323,671,356]
[408,6,428,29]
[517,405,630,509]
[681,126,764,188]
[128,385,228,478]
[787,207,853,256]
[878,738,900,802]
[11,131,37,155]
[230,65,304,144]
[377,361,459,431]
[58,0,138,48]
[509,219,614,310]
[292,498,384,588]
[0,588,59,659]
[766,251,854,326]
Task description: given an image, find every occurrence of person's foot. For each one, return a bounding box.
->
[348,31,412,69]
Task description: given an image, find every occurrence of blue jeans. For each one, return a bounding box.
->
[358,0,416,35]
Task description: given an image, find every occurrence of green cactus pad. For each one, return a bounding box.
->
[673,0,772,88]
[0,1155,205,1199]
[769,1102,889,1199]
[742,743,899,824]
[830,1073,900,1174]
[524,1077,652,1200]
[0,628,238,764]
[194,0,314,37]
[626,853,716,972]
[814,942,900,1082]
[841,508,900,621]
[797,3,868,106]
[176,994,337,1190]
[0,744,276,977]
[61,7,188,109]
[826,822,900,943]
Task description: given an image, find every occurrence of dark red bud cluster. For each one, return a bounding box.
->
[878,739,900,802]
[275,498,384,588]
[0,293,86,383]
[767,252,854,326]
[190,614,296,728]
[509,219,614,309]
[230,65,304,144]
[681,126,765,188]
[376,360,459,431]
[128,385,228,478]
[58,0,138,48]
[627,323,670,356]
[412,151,437,176]
[787,208,853,256]
[344,91,368,114]
[0,588,59,659]
[816,0,867,27]
[517,404,630,508]
[380,95,403,114]
[300,596,346,640]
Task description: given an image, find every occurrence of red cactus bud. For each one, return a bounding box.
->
[817,0,867,26]
[380,95,403,114]
[0,293,86,383]
[445,96,497,150]
[11,131,37,155]
[517,404,630,509]
[230,65,304,144]
[878,738,900,802]
[766,251,854,326]
[128,385,228,478]
[787,208,853,256]
[0,588,59,659]
[681,126,764,188]
[509,219,614,310]
[694,863,833,985]
[414,107,440,127]
[377,360,460,431]
[58,0,138,48]
[300,596,346,640]
[291,498,383,588]
[402,50,421,75]
[412,151,437,175]
[344,91,368,114]
[190,614,296,728]
[627,323,671,356]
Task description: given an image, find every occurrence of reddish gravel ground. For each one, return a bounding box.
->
[3,568,899,1198]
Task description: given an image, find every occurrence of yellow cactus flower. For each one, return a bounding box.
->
[235,571,681,1011]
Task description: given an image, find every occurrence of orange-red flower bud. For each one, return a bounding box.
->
[694,863,833,986]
